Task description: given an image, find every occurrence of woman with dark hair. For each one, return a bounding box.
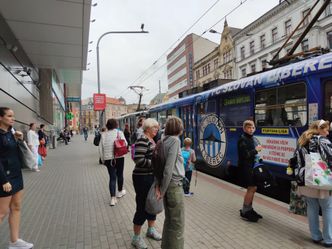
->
[0,107,34,249]
[27,123,39,172]
[123,123,131,149]
[156,116,185,249]
[99,119,127,206]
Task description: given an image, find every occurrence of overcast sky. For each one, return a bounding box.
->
[82,0,281,104]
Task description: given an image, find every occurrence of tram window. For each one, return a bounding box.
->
[167,108,176,117]
[199,100,216,114]
[150,112,158,120]
[220,94,251,126]
[324,80,332,121]
[159,111,167,125]
[255,83,307,127]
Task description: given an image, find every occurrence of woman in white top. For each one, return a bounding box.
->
[27,123,39,172]
[99,119,127,206]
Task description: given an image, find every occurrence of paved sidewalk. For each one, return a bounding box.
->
[0,136,321,249]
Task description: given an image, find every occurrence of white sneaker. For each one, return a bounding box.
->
[110,197,117,206]
[116,189,126,198]
[9,238,33,249]
[32,168,40,172]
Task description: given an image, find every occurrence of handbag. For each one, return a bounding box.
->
[114,132,128,158]
[38,145,47,157]
[305,152,332,190]
[17,140,36,169]
[145,181,164,215]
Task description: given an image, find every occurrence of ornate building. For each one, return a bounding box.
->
[193,21,241,88]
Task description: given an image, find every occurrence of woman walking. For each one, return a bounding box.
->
[297,120,332,247]
[0,107,34,249]
[99,119,127,206]
[156,116,185,249]
[27,123,39,172]
[131,118,162,249]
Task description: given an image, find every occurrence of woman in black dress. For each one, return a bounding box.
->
[0,107,33,249]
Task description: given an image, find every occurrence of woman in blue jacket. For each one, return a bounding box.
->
[0,107,33,249]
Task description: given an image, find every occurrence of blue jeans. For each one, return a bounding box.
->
[306,197,332,244]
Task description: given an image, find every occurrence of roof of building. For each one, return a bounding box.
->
[150,93,167,105]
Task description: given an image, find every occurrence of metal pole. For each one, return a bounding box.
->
[96,30,148,127]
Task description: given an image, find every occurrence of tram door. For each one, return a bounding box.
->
[324,80,332,121]
[180,105,194,143]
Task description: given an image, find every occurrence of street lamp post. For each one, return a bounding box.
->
[96,28,149,127]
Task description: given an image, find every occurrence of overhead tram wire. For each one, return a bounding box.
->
[126,0,251,92]
[117,0,222,97]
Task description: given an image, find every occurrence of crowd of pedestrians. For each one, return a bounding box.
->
[4,104,332,249]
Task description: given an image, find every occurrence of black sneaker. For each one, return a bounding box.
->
[252,209,263,219]
[240,210,259,222]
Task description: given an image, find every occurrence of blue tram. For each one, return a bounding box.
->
[119,52,332,182]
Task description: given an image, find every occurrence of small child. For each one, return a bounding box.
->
[181,138,196,197]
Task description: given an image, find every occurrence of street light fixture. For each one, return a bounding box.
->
[96,25,149,127]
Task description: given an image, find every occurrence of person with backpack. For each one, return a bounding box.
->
[99,119,127,207]
[155,116,185,249]
[181,137,196,197]
[296,120,332,247]
[131,118,162,249]
[238,120,263,222]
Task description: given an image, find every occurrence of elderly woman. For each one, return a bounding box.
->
[156,116,185,249]
[131,118,162,249]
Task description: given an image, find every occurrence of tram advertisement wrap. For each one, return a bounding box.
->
[255,136,296,166]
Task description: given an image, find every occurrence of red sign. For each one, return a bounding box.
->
[93,93,106,111]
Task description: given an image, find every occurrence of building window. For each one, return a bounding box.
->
[327,31,332,49]
[240,46,245,60]
[285,19,292,36]
[196,70,200,79]
[325,3,332,16]
[251,63,256,73]
[301,39,309,52]
[214,58,219,69]
[260,34,266,49]
[250,41,255,55]
[203,65,208,76]
[261,59,267,70]
[272,27,278,43]
[223,51,231,63]
[207,63,210,74]
[303,9,310,26]
[241,67,247,77]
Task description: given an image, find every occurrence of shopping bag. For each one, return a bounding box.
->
[145,181,164,215]
[288,181,307,216]
[305,152,332,190]
[17,140,36,169]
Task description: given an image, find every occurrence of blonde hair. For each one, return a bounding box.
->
[243,120,255,130]
[298,119,330,146]
[184,137,192,146]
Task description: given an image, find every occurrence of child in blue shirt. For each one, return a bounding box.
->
[181,138,196,197]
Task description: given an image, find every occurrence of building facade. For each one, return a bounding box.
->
[105,97,127,121]
[234,0,332,78]
[194,21,241,88]
[166,33,218,100]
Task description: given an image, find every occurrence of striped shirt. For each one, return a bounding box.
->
[133,134,155,175]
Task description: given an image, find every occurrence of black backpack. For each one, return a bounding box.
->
[252,161,275,189]
[93,133,101,146]
[291,145,309,186]
[152,137,168,182]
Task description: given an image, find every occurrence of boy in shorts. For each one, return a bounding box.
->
[237,120,263,222]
